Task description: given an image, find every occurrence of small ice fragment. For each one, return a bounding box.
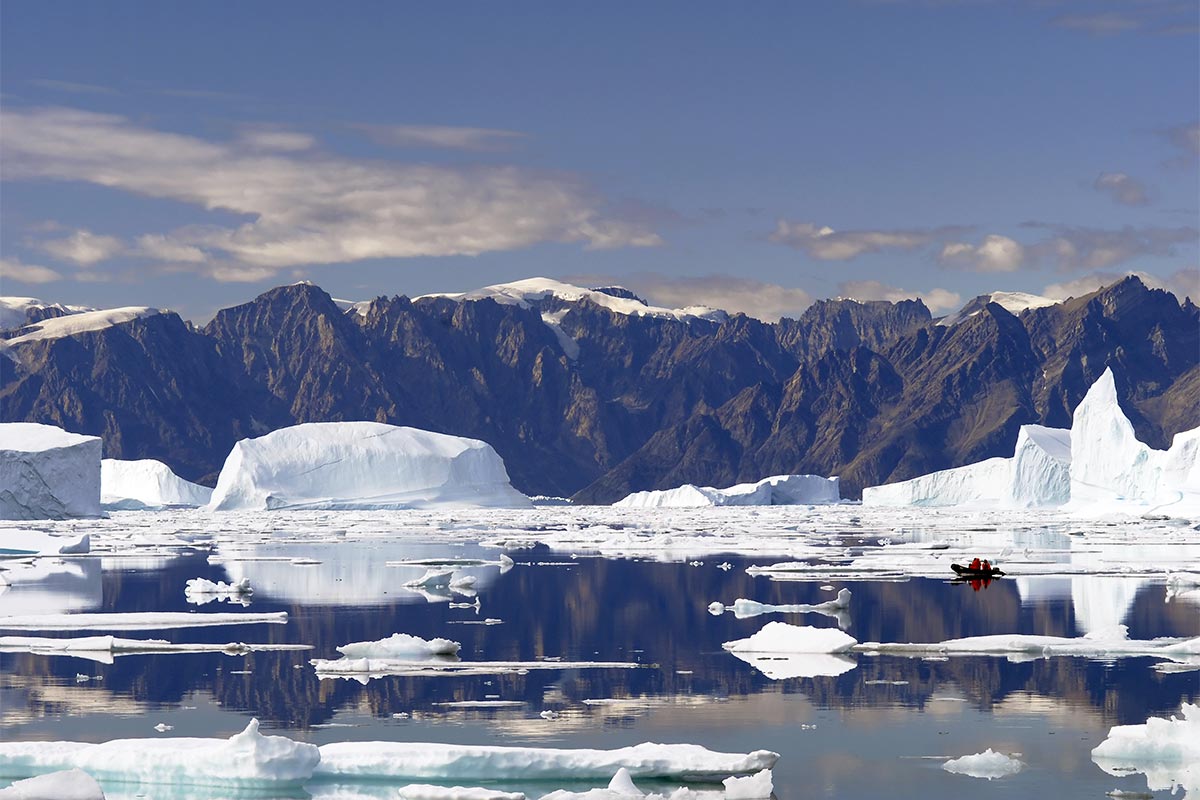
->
[607,767,642,796]
[724,768,774,799]
[74,673,89,683]
[540,710,560,720]
[718,562,732,571]
[942,749,1023,779]
[708,602,725,615]
[153,723,173,732]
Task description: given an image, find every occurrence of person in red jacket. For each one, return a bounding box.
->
[981,559,991,572]
[970,557,981,571]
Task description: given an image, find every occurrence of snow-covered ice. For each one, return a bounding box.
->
[941,749,1024,780]
[101,459,212,510]
[0,610,288,631]
[722,768,773,799]
[336,633,461,659]
[0,635,309,664]
[0,530,90,555]
[862,457,1011,508]
[0,719,320,788]
[208,422,531,511]
[0,769,105,800]
[184,577,252,605]
[0,424,101,520]
[397,786,526,800]
[722,623,857,655]
[1091,703,1200,794]
[314,740,779,781]
[615,474,839,508]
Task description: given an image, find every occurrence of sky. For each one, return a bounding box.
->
[1,1,1197,323]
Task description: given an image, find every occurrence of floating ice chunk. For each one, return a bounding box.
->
[723,768,773,798]
[862,458,1011,508]
[101,459,212,510]
[725,650,857,680]
[449,575,478,592]
[184,577,252,605]
[1091,703,1200,794]
[941,749,1023,779]
[615,474,839,508]
[405,569,455,589]
[0,635,308,664]
[314,740,779,781]
[865,626,1200,662]
[0,768,105,800]
[0,424,101,520]
[722,622,857,654]
[718,589,852,620]
[311,657,642,683]
[0,530,90,556]
[0,719,320,788]
[607,767,642,795]
[397,786,526,800]
[0,611,288,631]
[336,633,461,659]
[207,422,531,511]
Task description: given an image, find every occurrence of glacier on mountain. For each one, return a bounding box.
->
[207,422,531,511]
[0,423,101,520]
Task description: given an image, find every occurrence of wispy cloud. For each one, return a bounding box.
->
[1,106,660,281]
[1092,172,1149,206]
[1162,122,1200,161]
[1049,12,1142,35]
[29,78,118,96]
[0,257,63,284]
[568,272,815,321]
[838,279,962,313]
[1022,223,1197,271]
[939,234,1026,272]
[36,229,124,266]
[768,221,966,260]
[350,123,527,152]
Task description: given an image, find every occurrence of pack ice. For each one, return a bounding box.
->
[863,369,1199,515]
[101,459,212,510]
[207,422,531,511]
[0,423,101,520]
[1091,703,1200,794]
[615,474,840,508]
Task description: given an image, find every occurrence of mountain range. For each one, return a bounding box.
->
[2,275,1196,502]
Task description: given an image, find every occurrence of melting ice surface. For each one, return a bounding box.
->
[0,504,1198,798]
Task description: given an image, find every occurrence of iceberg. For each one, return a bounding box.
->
[336,633,461,659]
[1091,703,1200,794]
[723,768,773,799]
[0,423,101,520]
[941,749,1023,779]
[207,422,531,511]
[615,474,840,508]
[0,769,105,800]
[722,622,857,655]
[315,740,778,781]
[1009,424,1072,507]
[101,459,212,510]
[183,577,253,606]
[0,719,319,789]
[861,457,1011,508]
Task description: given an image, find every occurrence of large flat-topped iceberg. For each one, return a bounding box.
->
[101,459,212,510]
[207,422,531,511]
[0,423,101,520]
[862,457,1009,508]
[616,474,840,508]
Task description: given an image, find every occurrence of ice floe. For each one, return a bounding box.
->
[0,424,101,520]
[183,577,252,605]
[312,657,644,683]
[0,530,90,556]
[207,422,531,511]
[1091,703,1200,794]
[397,786,525,800]
[0,635,309,664]
[0,610,288,631]
[941,749,1024,779]
[0,769,105,800]
[335,633,461,659]
[101,459,212,510]
[0,558,100,616]
[615,474,839,508]
[722,768,773,799]
[708,588,851,622]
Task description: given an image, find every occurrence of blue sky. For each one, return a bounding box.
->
[1,1,1197,322]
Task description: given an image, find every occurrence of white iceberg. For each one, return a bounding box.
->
[1091,703,1200,794]
[862,457,1011,508]
[941,749,1023,779]
[0,423,101,520]
[207,422,531,511]
[1009,424,1072,507]
[184,577,252,603]
[336,633,461,659]
[0,719,319,788]
[722,623,857,655]
[0,769,105,800]
[314,740,779,781]
[0,530,90,556]
[101,459,212,510]
[723,768,773,799]
[0,610,287,631]
[615,474,839,508]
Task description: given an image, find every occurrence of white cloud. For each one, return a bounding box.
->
[1043,268,1199,303]
[37,229,123,266]
[1,106,661,279]
[568,273,815,321]
[237,129,316,152]
[1024,224,1197,271]
[768,221,954,260]
[939,234,1026,272]
[0,257,63,284]
[1093,172,1149,206]
[135,234,207,263]
[350,123,526,151]
[838,279,962,313]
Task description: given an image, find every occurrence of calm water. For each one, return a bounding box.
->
[1,536,1197,798]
